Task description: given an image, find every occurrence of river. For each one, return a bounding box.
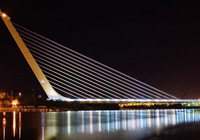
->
[0,109,200,140]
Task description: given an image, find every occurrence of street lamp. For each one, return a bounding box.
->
[12,99,19,107]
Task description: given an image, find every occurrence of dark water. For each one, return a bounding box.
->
[0,109,200,140]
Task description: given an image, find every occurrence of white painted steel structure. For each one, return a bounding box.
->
[0,11,181,102]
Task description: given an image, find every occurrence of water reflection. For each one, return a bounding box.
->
[1,109,200,140]
[2,117,6,140]
[13,111,16,137]
[19,112,21,139]
[68,111,70,134]
[76,109,200,133]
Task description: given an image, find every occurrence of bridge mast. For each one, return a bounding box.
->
[0,11,66,100]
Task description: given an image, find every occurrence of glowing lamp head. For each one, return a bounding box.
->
[12,102,16,106]
[12,99,19,106]
[2,13,6,17]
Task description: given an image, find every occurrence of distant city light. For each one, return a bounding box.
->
[19,92,22,96]
[41,80,45,83]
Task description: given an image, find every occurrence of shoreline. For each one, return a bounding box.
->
[1,106,200,112]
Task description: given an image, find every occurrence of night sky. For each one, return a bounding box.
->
[0,1,200,98]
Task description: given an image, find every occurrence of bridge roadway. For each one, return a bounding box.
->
[68,99,200,108]
[58,99,200,103]
[55,99,200,106]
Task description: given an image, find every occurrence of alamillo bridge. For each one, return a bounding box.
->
[0,11,199,106]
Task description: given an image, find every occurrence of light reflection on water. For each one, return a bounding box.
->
[1,109,200,140]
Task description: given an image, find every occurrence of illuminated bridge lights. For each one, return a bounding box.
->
[118,100,200,108]
[2,13,6,17]
[181,101,200,107]
[55,99,200,103]
[0,11,11,20]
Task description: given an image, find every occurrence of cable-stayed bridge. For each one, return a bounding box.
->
[0,11,197,103]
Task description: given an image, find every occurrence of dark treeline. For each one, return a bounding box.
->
[17,95,120,110]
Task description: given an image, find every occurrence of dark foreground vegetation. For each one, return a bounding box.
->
[16,95,118,110]
[20,95,120,110]
[45,101,120,110]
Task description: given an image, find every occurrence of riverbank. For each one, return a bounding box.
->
[1,105,200,112]
[142,123,200,140]
[0,107,59,112]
